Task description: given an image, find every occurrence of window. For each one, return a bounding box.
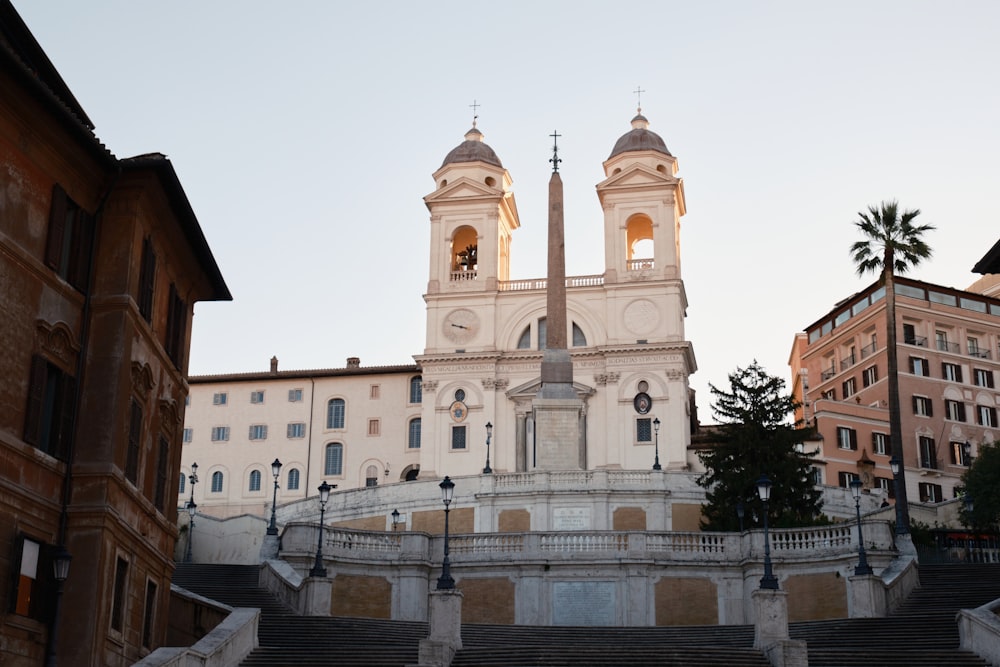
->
[370,384,380,400]
[211,471,224,493]
[408,418,422,449]
[821,389,836,401]
[637,418,652,443]
[368,419,380,436]
[977,405,998,427]
[409,376,423,404]
[249,470,262,492]
[138,237,156,323]
[842,378,856,398]
[875,476,895,499]
[862,366,878,387]
[111,556,129,633]
[288,388,303,402]
[909,357,928,376]
[455,389,466,402]
[248,424,268,441]
[324,443,343,475]
[23,355,76,460]
[287,422,306,439]
[366,465,379,487]
[968,337,984,358]
[45,184,94,291]
[211,426,230,442]
[183,428,193,443]
[154,435,169,511]
[903,323,917,345]
[213,392,228,406]
[872,432,889,456]
[837,471,859,487]
[572,323,587,347]
[935,330,949,352]
[164,283,187,368]
[950,441,971,466]
[974,368,995,388]
[919,436,937,469]
[142,580,157,649]
[125,399,142,484]
[287,468,300,490]
[942,362,963,383]
[13,537,42,617]
[327,398,345,429]
[912,396,932,417]
[809,467,823,485]
[945,399,966,422]
[451,425,467,450]
[837,426,858,450]
[250,390,264,404]
[919,482,943,503]
[179,474,186,495]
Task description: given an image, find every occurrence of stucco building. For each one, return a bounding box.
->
[0,3,229,664]
[789,276,1000,504]
[180,112,699,517]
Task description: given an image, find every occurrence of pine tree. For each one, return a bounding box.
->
[698,361,824,530]
[958,441,1000,531]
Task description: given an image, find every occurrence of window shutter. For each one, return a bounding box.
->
[23,355,48,446]
[55,373,76,461]
[68,210,94,291]
[138,238,156,322]
[911,396,918,413]
[45,184,68,270]
[850,429,858,450]
[926,399,933,417]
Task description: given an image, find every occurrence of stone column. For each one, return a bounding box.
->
[413,589,463,667]
[752,589,808,667]
[848,573,887,617]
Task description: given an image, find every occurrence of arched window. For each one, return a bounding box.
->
[516,325,531,349]
[408,418,421,449]
[572,323,587,347]
[451,226,478,273]
[178,474,186,495]
[409,376,423,404]
[327,398,345,429]
[211,471,224,493]
[249,470,261,492]
[366,465,379,487]
[287,468,300,490]
[324,443,343,476]
[626,214,654,269]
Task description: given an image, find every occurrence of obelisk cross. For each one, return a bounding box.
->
[549,130,562,173]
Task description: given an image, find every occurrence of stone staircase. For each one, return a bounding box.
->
[171,562,1000,667]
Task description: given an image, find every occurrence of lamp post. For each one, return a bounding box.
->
[889,456,908,535]
[44,545,71,667]
[964,494,976,562]
[849,479,874,575]
[483,422,493,474]
[188,462,198,508]
[437,476,456,590]
[392,508,400,532]
[652,417,662,470]
[756,474,779,590]
[963,441,974,466]
[267,458,282,536]
[737,501,745,533]
[309,481,332,577]
[184,500,197,563]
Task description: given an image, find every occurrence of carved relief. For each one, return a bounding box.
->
[594,372,621,386]
[131,361,156,401]
[665,369,687,380]
[159,398,182,431]
[483,378,509,391]
[421,380,439,392]
[35,320,80,371]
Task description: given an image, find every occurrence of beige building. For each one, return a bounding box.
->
[181,112,699,517]
[789,276,1000,504]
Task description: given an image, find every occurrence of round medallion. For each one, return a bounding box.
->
[634,392,652,415]
[624,299,659,335]
[450,401,468,422]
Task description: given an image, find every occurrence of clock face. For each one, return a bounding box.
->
[442,308,479,344]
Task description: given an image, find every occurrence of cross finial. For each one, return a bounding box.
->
[549,130,562,173]
[469,99,480,128]
[633,85,645,113]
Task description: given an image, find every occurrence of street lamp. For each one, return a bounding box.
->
[652,417,662,470]
[756,474,779,590]
[267,458,282,536]
[483,422,493,474]
[437,476,456,590]
[889,456,908,535]
[44,545,71,667]
[392,508,400,532]
[184,500,197,563]
[309,481,333,578]
[849,479,874,575]
[187,462,198,508]
[963,441,974,466]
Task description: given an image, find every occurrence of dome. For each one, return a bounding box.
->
[441,126,503,168]
[608,112,671,159]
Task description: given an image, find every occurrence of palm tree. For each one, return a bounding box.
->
[851,201,934,535]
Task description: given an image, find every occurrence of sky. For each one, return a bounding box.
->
[15,1,1000,423]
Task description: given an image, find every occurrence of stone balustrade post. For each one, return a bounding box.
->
[752,589,808,667]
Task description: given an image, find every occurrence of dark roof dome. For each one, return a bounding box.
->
[608,112,671,159]
[441,126,503,168]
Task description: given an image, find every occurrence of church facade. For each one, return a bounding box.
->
[180,113,698,516]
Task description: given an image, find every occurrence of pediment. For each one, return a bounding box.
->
[596,163,676,191]
[506,378,594,399]
[424,176,503,204]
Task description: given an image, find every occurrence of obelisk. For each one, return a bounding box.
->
[534,132,584,470]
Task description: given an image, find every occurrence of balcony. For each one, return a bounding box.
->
[968,347,992,360]
[626,258,654,271]
[904,336,928,347]
[821,366,836,381]
[860,341,878,359]
[936,340,961,354]
[840,354,857,371]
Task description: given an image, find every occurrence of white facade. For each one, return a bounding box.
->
[180,113,698,517]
